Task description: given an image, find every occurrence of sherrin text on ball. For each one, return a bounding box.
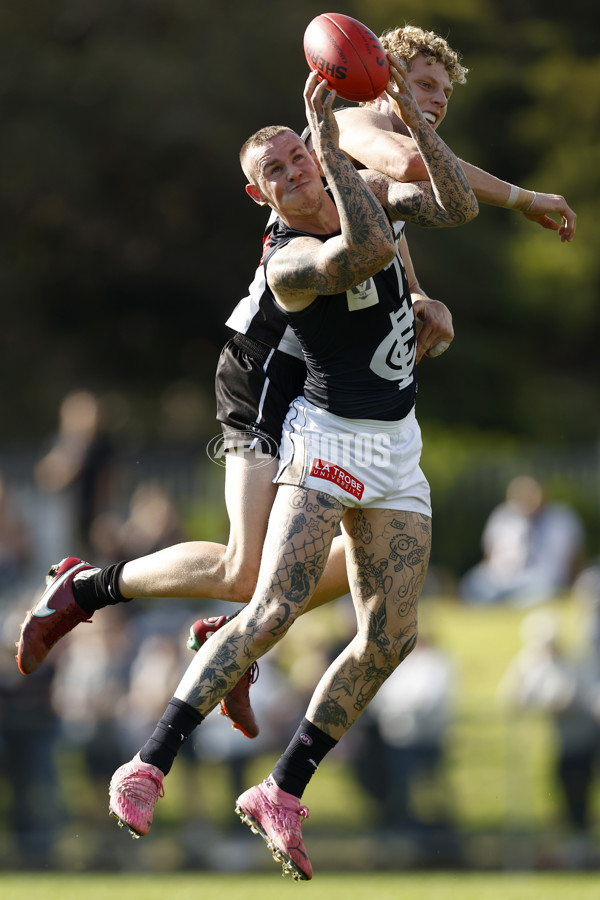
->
[303,13,390,102]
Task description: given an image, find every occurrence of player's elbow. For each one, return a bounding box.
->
[399,155,430,183]
[353,235,396,270]
[381,235,397,263]
[466,196,479,221]
[443,195,479,227]
[371,239,397,272]
[461,195,479,224]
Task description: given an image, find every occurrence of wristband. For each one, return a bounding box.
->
[504,184,520,209]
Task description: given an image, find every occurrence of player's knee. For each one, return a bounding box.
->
[220,556,260,604]
[232,572,259,605]
[394,626,418,665]
[364,623,418,670]
[247,604,297,654]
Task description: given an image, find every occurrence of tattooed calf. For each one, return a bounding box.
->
[353,653,395,712]
[189,636,247,709]
[328,659,363,699]
[311,698,348,732]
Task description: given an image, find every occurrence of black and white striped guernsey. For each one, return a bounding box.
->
[225,217,305,361]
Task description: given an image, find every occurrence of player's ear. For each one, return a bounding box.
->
[246,183,268,206]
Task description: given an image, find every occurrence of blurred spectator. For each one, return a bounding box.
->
[0,473,31,590]
[573,560,600,648]
[89,479,184,563]
[0,603,62,867]
[460,475,585,606]
[50,605,133,823]
[34,390,117,558]
[498,609,600,868]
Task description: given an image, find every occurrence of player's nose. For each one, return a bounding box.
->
[433,89,448,109]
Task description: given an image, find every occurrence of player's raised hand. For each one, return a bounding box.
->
[384,55,423,130]
[523,191,576,242]
[303,71,339,157]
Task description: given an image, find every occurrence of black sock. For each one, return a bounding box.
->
[271,717,338,799]
[139,698,204,775]
[73,561,130,615]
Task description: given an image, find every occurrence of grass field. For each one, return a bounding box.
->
[3,872,600,900]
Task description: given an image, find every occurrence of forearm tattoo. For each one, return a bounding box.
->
[408,116,477,225]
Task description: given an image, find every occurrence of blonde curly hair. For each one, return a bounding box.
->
[380,25,468,85]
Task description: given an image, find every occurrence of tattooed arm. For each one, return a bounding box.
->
[336,105,575,241]
[267,73,397,313]
[361,56,478,228]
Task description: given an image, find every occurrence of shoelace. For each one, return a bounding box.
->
[270,800,310,833]
[119,770,165,803]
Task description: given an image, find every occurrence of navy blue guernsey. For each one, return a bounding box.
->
[262,217,417,422]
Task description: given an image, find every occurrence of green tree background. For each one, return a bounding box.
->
[1,0,599,571]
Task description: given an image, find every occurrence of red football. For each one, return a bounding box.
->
[303,13,390,103]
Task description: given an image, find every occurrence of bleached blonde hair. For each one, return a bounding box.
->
[380,25,468,85]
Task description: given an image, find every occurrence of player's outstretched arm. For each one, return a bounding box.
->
[462,164,576,242]
[336,101,575,242]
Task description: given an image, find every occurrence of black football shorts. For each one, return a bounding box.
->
[215,333,306,458]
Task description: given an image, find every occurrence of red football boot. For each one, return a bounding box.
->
[187,615,259,738]
[16,557,95,674]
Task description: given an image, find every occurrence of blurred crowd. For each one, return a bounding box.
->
[1,391,600,871]
[459,475,586,607]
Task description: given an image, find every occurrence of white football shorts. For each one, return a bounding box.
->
[275,396,431,515]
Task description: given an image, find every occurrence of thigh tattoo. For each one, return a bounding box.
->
[262,488,345,612]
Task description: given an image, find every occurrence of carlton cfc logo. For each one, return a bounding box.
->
[300,733,313,746]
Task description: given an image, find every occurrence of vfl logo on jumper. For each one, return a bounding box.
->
[347,278,379,311]
[300,733,313,746]
[370,302,416,381]
[310,459,364,499]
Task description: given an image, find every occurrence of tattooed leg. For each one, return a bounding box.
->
[175,485,344,715]
[305,508,431,741]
